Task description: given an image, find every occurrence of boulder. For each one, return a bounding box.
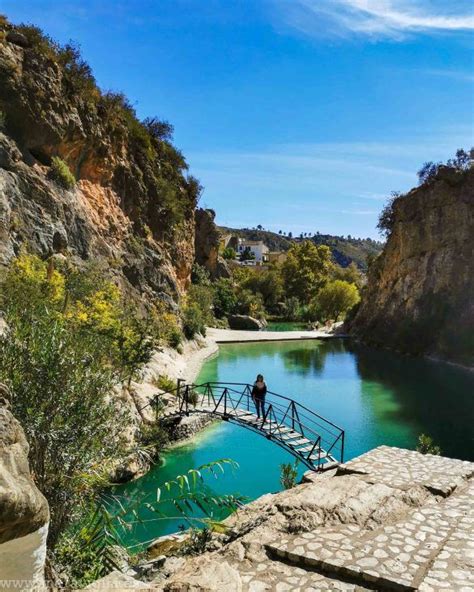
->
[164,558,242,591]
[228,314,267,331]
[0,384,50,586]
[85,570,151,590]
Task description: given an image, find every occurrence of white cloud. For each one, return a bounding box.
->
[273,0,474,40]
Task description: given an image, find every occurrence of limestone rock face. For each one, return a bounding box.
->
[0,386,49,544]
[194,208,230,279]
[0,384,49,585]
[0,25,196,302]
[349,167,474,365]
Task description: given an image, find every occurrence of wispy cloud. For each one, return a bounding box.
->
[273,0,474,40]
[420,68,474,82]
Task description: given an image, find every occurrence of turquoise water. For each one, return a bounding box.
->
[108,338,474,550]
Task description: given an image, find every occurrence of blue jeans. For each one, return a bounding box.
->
[254,396,265,418]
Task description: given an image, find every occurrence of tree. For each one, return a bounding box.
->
[281,241,333,304]
[0,254,159,546]
[312,280,360,322]
[222,246,236,260]
[278,230,282,235]
[240,246,255,262]
[377,191,402,238]
[256,224,263,231]
[417,161,440,185]
[288,232,293,239]
[213,278,238,318]
[331,262,364,290]
[243,267,284,313]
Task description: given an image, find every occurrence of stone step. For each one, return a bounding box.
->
[266,494,469,591]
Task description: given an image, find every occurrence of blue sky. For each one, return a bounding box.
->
[2,1,473,238]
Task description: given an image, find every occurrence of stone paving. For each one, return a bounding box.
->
[266,448,474,591]
[340,445,474,496]
[90,446,474,591]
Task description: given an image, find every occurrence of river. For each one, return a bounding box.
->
[107,338,474,551]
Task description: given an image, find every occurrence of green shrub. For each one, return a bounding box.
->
[213,278,238,318]
[151,374,176,392]
[0,109,5,130]
[311,280,360,323]
[280,460,299,489]
[167,325,183,349]
[183,302,206,339]
[181,528,213,556]
[222,246,236,260]
[49,156,76,189]
[0,253,160,546]
[416,434,441,455]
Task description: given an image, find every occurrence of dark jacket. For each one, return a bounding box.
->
[252,381,267,399]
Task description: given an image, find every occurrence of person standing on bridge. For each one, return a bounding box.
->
[252,374,267,420]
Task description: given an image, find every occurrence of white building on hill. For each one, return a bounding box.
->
[237,239,269,263]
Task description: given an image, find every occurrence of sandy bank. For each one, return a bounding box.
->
[207,327,345,343]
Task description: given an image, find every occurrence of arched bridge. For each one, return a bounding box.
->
[148,382,345,471]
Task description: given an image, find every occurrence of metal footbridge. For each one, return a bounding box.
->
[148,382,345,471]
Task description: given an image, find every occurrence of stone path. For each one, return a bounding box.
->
[265,448,474,591]
[90,446,474,591]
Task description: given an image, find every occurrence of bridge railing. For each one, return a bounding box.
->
[176,381,345,468]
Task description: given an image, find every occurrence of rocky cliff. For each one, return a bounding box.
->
[0,19,199,304]
[194,208,230,279]
[350,166,474,366]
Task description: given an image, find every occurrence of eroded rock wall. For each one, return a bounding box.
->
[194,208,230,279]
[350,166,474,365]
[0,23,196,303]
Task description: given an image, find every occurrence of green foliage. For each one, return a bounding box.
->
[280,460,299,490]
[54,459,243,588]
[239,246,255,261]
[222,246,236,260]
[49,156,76,189]
[181,528,213,556]
[182,284,213,338]
[53,505,126,588]
[331,262,364,290]
[0,254,159,545]
[0,109,5,130]
[191,263,211,286]
[234,287,265,319]
[311,280,360,323]
[377,192,402,238]
[139,423,169,459]
[282,296,302,321]
[241,266,284,314]
[213,278,238,318]
[281,241,332,304]
[182,303,206,339]
[416,434,441,455]
[152,374,176,392]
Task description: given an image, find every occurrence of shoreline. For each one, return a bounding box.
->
[207,326,344,344]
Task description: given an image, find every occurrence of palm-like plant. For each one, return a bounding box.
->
[54,460,244,588]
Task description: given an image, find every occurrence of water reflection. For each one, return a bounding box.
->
[350,342,474,460]
[282,339,347,377]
